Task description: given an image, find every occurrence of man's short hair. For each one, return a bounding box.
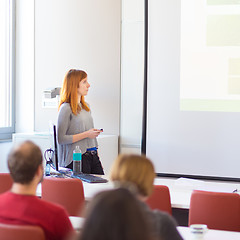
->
[8,141,43,184]
[110,154,156,197]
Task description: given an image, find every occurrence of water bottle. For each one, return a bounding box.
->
[45,161,51,176]
[73,145,82,175]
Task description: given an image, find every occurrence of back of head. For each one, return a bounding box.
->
[80,188,152,240]
[8,141,43,184]
[110,154,155,197]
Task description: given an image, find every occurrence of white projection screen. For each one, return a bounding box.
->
[146,0,240,180]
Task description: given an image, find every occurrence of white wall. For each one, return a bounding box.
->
[34,0,121,136]
[0,0,121,172]
[120,0,144,154]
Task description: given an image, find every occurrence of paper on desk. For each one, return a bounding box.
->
[175,178,238,193]
[175,177,204,188]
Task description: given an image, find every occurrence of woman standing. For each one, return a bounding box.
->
[57,69,104,174]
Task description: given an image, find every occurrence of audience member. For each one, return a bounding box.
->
[110,154,183,240]
[79,188,153,240]
[0,141,74,240]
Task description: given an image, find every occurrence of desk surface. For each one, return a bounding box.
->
[68,217,240,240]
[177,226,240,240]
[69,216,84,231]
[81,177,240,209]
[38,176,240,210]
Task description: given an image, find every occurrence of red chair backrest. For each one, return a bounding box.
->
[0,223,45,240]
[189,190,240,231]
[0,173,13,194]
[42,177,85,216]
[146,185,172,215]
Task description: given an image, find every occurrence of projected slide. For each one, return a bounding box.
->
[180,0,240,112]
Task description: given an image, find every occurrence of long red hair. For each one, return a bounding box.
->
[58,69,90,115]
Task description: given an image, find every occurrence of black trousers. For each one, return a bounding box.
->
[67,151,104,175]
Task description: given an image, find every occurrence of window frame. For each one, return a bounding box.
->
[0,0,16,141]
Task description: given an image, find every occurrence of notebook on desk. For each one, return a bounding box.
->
[72,173,108,183]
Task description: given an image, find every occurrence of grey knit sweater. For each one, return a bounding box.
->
[57,103,98,167]
[139,201,183,240]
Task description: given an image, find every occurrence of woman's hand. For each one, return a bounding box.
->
[73,129,101,143]
[87,128,101,139]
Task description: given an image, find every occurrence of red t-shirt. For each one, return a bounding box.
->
[0,191,74,240]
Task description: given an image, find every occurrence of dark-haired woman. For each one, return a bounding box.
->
[79,188,154,240]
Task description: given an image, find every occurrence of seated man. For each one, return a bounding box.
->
[0,141,73,240]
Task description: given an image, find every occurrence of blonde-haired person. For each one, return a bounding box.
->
[110,154,183,240]
[57,69,104,174]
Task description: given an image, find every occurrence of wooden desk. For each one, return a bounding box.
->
[13,133,118,175]
[177,226,240,240]
[69,216,84,231]
[81,177,240,209]
[82,181,114,200]
[80,177,240,226]
[69,217,240,240]
[38,176,240,210]
[80,178,191,208]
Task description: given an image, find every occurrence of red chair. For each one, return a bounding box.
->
[189,190,240,231]
[146,185,172,215]
[0,223,45,240]
[0,173,13,194]
[41,177,85,217]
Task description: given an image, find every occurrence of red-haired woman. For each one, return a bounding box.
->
[57,69,104,174]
